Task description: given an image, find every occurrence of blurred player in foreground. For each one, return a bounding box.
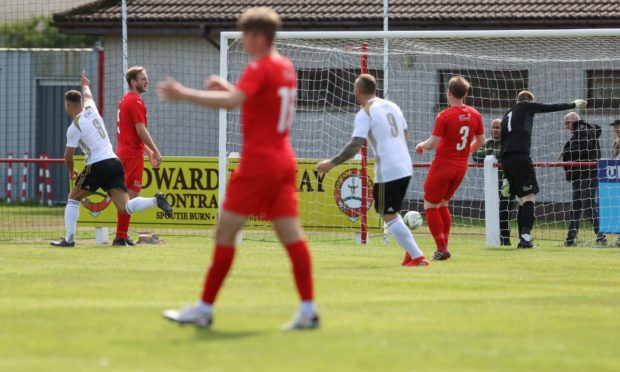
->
[157,7,318,330]
[416,76,485,260]
[114,66,164,246]
[500,91,587,248]
[317,74,429,267]
[51,72,173,247]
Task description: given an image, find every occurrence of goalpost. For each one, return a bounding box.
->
[220,29,620,246]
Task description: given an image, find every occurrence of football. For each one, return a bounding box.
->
[403,211,423,230]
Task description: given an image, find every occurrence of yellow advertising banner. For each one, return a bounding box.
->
[75,156,381,232]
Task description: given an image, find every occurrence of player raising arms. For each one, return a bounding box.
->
[114,66,163,246]
[500,90,587,249]
[51,72,172,247]
[416,76,485,260]
[157,7,318,330]
[317,74,429,267]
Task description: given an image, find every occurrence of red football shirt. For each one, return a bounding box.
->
[116,92,147,158]
[432,105,484,167]
[235,53,297,171]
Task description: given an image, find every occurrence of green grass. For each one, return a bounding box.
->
[0,204,598,242]
[1,236,619,371]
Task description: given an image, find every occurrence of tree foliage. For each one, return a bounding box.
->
[0,16,100,48]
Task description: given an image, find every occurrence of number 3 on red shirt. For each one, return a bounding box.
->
[277,87,296,133]
[456,125,470,151]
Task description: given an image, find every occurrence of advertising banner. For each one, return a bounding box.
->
[598,159,620,233]
[75,156,381,232]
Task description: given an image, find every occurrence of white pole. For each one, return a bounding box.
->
[221,28,620,40]
[484,155,501,246]
[381,0,390,245]
[121,0,128,92]
[218,33,229,208]
[383,0,389,99]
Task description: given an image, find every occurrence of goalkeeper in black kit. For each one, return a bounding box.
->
[500,90,587,249]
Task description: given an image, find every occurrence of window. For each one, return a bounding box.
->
[587,70,620,109]
[297,68,383,110]
[439,69,528,109]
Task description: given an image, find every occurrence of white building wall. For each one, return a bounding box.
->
[101,35,220,157]
[99,36,620,206]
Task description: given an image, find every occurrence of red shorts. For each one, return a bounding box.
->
[424,161,467,204]
[223,165,298,221]
[120,156,144,192]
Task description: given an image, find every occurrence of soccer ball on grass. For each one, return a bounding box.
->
[403,211,423,230]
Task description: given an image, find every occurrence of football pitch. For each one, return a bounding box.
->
[1,235,619,371]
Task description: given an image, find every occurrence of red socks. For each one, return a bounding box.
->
[439,206,451,246]
[116,211,131,239]
[201,245,236,304]
[426,207,447,252]
[200,241,313,306]
[426,207,452,251]
[285,240,314,301]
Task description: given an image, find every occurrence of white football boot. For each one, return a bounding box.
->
[281,311,320,331]
[163,304,213,328]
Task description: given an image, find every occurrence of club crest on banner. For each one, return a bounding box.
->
[81,192,112,217]
[333,168,373,222]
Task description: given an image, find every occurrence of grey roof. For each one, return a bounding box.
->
[53,0,620,34]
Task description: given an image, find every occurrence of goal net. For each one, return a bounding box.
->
[222,30,620,246]
[1,0,620,247]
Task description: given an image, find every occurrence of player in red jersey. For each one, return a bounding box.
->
[156,7,318,330]
[416,76,486,260]
[114,66,163,246]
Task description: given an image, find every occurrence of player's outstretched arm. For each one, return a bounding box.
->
[469,134,487,153]
[530,99,586,113]
[80,71,94,101]
[317,137,366,173]
[415,135,440,154]
[205,75,235,93]
[157,77,245,109]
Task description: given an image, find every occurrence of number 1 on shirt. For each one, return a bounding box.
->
[277,87,296,133]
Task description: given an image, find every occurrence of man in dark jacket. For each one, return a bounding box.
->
[561,112,606,246]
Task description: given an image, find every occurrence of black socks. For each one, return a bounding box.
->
[519,201,535,238]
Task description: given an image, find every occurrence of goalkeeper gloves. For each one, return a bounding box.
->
[573,99,588,109]
[501,178,511,198]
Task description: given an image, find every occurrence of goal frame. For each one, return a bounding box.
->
[219,28,620,244]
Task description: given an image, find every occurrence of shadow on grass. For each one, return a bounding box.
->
[41,244,154,251]
[323,265,389,271]
[191,329,266,342]
[484,247,519,252]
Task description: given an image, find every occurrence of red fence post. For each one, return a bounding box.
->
[98,46,105,116]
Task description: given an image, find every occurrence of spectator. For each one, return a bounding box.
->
[608,119,620,247]
[561,112,606,246]
[611,119,620,160]
[472,118,514,246]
